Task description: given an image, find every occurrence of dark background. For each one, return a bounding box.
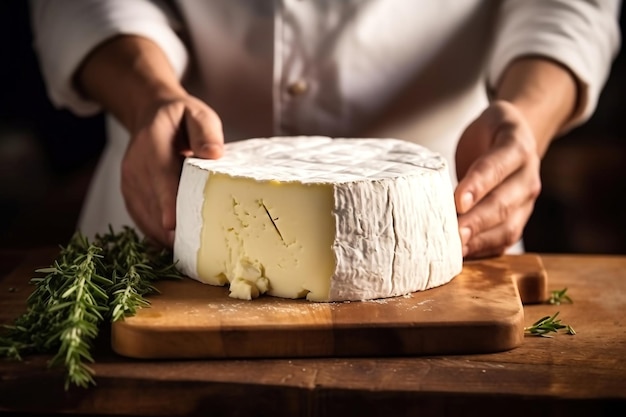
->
[1,2,625,253]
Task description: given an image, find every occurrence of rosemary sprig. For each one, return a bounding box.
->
[548,287,573,305]
[95,227,180,321]
[524,311,574,337]
[0,226,182,389]
[46,242,110,389]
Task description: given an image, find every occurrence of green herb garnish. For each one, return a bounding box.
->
[0,226,181,389]
[524,311,575,337]
[548,287,573,305]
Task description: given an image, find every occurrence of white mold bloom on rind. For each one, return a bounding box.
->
[329,169,461,301]
[174,136,463,302]
[174,162,208,280]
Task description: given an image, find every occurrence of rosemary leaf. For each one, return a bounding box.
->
[0,226,183,390]
[524,311,573,337]
[548,287,573,305]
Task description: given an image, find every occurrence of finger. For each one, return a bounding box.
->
[128,196,170,248]
[463,201,535,259]
[128,122,182,245]
[122,161,171,247]
[455,124,532,214]
[184,101,224,159]
[154,168,180,238]
[457,162,541,246]
[455,116,491,181]
[150,126,185,236]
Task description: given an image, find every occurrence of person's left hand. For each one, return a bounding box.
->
[454,100,542,259]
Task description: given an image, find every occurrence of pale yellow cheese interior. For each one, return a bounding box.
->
[196,173,337,301]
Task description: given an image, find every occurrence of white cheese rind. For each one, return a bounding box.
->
[329,168,461,301]
[173,162,207,279]
[174,136,463,302]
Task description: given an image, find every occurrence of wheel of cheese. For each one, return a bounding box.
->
[174,136,462,302]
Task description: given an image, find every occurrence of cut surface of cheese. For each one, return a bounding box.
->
[174,136,463,302]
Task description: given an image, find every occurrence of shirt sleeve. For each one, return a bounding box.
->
[488,0,622,132]
[29,0,189,116]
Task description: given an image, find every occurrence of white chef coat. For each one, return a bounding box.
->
[30,0,622,246]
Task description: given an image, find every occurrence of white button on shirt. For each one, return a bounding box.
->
[30,0,622,240]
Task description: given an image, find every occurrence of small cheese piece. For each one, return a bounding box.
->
[174,136,462,302]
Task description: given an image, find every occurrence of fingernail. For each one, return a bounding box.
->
[460,227,472,245]
[200,143,223,158]
[167,230,176,248]
[461,192,473,212]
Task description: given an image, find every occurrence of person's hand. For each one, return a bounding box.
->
[122,94,224,248]
[454,100,542,259]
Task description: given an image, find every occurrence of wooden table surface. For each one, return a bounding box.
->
[0,249,624,417]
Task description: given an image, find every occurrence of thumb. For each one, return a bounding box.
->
[455,115,492,182]
[184,103,224,159]
[454,109,494,214]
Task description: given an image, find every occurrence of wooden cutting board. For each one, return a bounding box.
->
[112,254,547,359]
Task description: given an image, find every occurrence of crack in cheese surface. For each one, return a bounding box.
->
[174,136,463,302]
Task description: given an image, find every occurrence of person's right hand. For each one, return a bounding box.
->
[122,94,224,248]
[74,36,225,248]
